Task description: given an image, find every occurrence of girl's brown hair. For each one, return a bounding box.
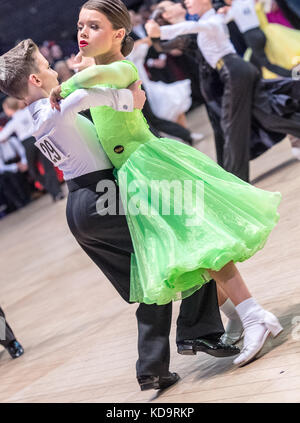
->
[82,0,134,56]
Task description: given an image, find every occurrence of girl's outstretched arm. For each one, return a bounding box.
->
[61,61,138,97]
[50,61,138,110]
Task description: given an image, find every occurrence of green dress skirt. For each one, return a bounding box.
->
[118,137,281,305]
[61,60,281,305]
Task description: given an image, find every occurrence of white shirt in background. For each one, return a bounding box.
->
[0,107,34,143]
[225,0,260,33]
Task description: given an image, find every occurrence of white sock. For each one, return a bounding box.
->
[220,298,240,321]
[220,299,243,343]
[235,297,261,321]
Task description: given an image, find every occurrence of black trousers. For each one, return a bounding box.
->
[197,57,226,168]
[252,78,300,138]
[66,169,224,377]
[0,307,16,348]
[244,27,291,78]
[0,171,30,210]
[218,54,259,182]
[22,137,62,199]
[204,102,225,168]
[0,177,6,211]
[198,56,300,165]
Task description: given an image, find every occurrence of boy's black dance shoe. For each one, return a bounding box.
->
[6,340,24,359]
[177,335,240,357]
[138,372,180,391]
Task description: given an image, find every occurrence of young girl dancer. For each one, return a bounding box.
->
[50,0,283,366]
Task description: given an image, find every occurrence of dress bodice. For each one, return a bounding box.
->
[61,60,157,169]
[90,98,156,169]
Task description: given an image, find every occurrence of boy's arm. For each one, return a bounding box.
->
[159,20,209,40]
[59,87,134,120]
[60,61,137,98]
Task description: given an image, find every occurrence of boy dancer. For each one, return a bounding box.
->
[0,39,239,391]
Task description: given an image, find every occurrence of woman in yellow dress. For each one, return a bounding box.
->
[255,1,300,78]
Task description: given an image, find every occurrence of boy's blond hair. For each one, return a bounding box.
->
[0,39,39,100]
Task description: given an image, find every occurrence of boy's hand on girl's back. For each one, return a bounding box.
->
[127,80,146,110]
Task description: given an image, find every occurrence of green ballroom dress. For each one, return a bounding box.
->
[61,60,281,305]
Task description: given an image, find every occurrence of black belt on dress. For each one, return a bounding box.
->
[66,168,115,192]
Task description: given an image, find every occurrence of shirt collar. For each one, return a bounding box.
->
[200,8,216,21]
[28,98,49,121]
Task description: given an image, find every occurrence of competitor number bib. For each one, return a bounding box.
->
[35,134,69,167]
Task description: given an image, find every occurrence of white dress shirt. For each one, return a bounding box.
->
[28,87,133,181]
[160,8,236,69]
[225,0,260,33]
[0,136,27,174]
[0,107,34,143]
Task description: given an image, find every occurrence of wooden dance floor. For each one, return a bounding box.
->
[1,107,300,403]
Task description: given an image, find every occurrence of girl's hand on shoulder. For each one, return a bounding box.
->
[67,52,95,72]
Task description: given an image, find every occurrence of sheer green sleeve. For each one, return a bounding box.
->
[61,60,138,98]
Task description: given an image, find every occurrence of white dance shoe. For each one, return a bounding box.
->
[232,297,283,367]
[233,308,283,367]
[221,319,244,346]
